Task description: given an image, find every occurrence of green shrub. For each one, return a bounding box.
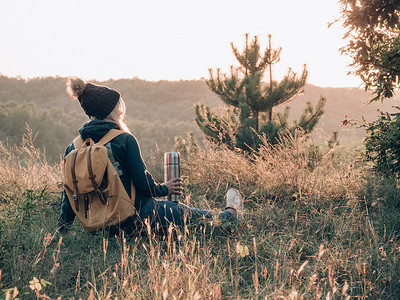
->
[364,108,400,178]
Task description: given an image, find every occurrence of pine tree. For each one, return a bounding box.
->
[195,34,326,152]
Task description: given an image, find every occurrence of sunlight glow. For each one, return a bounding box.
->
[0,0,361,87]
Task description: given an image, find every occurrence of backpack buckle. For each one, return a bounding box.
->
[72,193,79,211]
[84,194,89,218]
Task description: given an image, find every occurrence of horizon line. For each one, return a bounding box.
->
[0,73,362,89]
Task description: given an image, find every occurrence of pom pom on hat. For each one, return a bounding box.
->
[66,77,86,99]
[66,77,121,120]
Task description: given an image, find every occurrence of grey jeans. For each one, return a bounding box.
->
[118,198,233,235]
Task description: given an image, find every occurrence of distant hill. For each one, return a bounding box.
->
[283,84,400,143]
[0,75,399,161]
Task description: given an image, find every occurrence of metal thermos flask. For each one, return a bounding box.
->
[164,152,180,202]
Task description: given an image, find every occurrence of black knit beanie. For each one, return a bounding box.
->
[66,78,120,120]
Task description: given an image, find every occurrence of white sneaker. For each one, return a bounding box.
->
[225,188,244,220]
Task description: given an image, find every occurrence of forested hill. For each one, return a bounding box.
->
[0,75,399,162]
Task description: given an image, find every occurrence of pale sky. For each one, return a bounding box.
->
[0,0,361,88]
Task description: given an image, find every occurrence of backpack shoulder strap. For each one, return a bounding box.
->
[73,136,85,149]
[98,129,124,146]
[72,129,123,149]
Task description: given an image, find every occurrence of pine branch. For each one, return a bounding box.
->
[194,104,237,149]
[206,68,245,107]
[258,66,308,112]
[292,96,326,133]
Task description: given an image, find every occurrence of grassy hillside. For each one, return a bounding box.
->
[0,130,399,298]
[1,76,399,297]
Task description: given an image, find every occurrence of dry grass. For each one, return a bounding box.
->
[0,126,61,197]
[0,130,399,299]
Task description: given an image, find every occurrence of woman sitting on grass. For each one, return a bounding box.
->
[57,77,244,235]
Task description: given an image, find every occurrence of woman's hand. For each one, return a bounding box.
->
[163,177,183,196]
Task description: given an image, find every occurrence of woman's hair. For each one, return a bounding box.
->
[103,98,131,133]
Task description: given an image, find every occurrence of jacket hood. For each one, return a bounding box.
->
[78,120,119,142]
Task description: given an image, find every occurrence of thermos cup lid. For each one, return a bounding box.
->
[164,152,180,165]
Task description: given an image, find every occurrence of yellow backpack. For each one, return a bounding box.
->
[63,129,135,232]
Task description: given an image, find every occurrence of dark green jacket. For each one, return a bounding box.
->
[57,120,168,232]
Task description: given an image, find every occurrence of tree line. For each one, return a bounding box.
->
[0,72,397,163]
